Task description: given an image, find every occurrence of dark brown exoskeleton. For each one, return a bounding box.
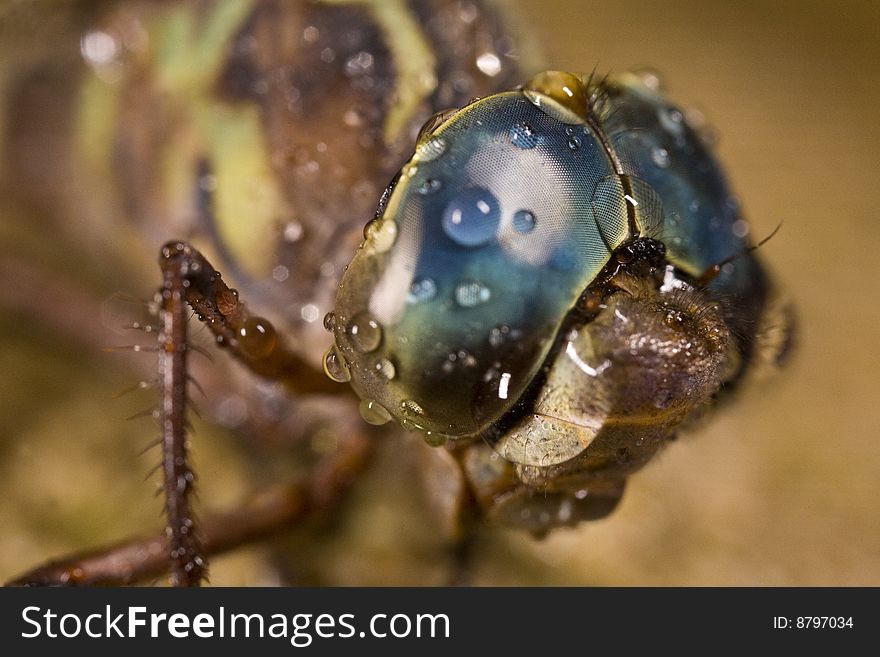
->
[2,1,792,586]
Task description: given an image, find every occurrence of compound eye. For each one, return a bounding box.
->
[330,86,630,440]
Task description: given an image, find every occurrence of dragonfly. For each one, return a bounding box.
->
[0,0,792,586]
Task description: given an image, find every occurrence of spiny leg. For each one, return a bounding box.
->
[154,241,349,585]
[8,241,356,586]
[158,245,204,586]
[158,241,340,395]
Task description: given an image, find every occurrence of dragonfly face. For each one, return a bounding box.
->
[330,70,794,531]
[1,1,794,582]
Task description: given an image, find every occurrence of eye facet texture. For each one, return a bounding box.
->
[333,92,628,436]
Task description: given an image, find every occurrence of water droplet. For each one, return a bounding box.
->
[443,349,478,373]
[732,219,750,238]
[635,68,664,92]
[512,209,536,233]
[365,219,397,253]
[423,432,446,447]
[416,136,447,161]
[567,135,582,150]
[347,312,382,352]
[488,324,510,348]
[359,399,391,425]
[416,109,458,143]
[361,218,377,241]
[658,106,685,135]
[442,187,500,247]
[417,178,442,195]
[575,488,589,500]
[651,146,670,168]
[455,280,491,307]
[407,277,437,303]
[239,317,277,358]
[323,347,351,383]
[509,122,539,149]
[323,311,336,332]
[374,358,396,380]
[272,265,289,282]
[523,70,589,124]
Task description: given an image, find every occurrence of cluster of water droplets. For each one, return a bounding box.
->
[323,309,438,433]
[509,122,540,149]
[650,146,670,169]
[407,277,437,303]
[416,136,447,162]
[454,280,492,308]
[488,324,521,348]
[441,348,479,374]
[391,102,616,321]
[327,72,650,440]
[363,217,398,253]
[565,126,583,151]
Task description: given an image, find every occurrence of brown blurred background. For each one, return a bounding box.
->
[1,0,878,585]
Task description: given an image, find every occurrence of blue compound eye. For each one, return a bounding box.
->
[328,73,629,440]
[328,70,758,463]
